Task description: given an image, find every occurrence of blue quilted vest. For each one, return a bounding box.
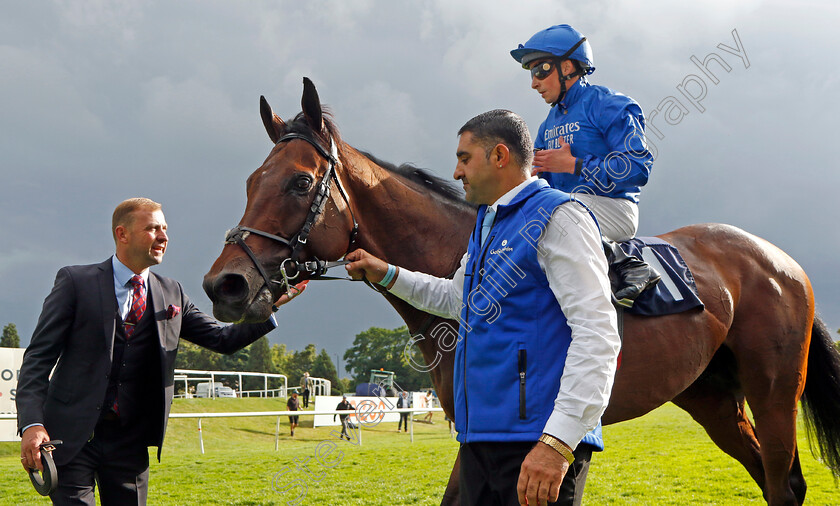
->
[455,179,603,449]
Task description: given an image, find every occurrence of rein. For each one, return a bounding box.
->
[224,132,360,297]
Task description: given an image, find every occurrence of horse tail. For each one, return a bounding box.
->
[800,314,840,477]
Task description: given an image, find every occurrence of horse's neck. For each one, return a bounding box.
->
[340,150,473,336]
[341,150,464,417]
[344,151,475,278]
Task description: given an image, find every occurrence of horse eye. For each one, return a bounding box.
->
[293,176,313,192]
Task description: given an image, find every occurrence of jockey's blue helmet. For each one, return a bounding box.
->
[510,24,595,75]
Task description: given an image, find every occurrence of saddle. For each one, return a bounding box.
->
[604,238,660,308]
[605,237,705,316]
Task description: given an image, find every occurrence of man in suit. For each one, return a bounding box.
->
[334,395,353,440]
[300,371,311,408]
[16,197,304,505]
[396,391,410,432]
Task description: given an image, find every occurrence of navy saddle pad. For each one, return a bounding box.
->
[619,237,704,316]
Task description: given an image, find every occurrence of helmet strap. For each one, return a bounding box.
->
[552,60,585,107]
[550,37,589,108]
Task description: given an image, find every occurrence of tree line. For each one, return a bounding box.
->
[341,325,435,392]
[171,324,437,394]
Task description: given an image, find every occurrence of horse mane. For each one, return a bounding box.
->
[358,150,473,207]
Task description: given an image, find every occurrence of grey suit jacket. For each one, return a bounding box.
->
[15,258,274,465]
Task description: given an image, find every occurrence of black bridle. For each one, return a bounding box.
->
[224,132,359,297]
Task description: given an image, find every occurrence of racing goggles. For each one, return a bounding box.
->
[530,61,556,80]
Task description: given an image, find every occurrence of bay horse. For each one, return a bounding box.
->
[203,78,840,505]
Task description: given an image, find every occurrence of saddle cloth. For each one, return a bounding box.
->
[618,236,704,316]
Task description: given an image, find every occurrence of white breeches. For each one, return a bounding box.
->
[572,194,639,242]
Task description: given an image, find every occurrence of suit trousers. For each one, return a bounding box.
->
[398,412,410,431]
[51,416,150,506]
[459,441,593,506]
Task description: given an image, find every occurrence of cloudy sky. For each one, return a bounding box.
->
[2,1,838,377]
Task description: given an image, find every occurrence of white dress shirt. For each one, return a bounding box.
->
[388,177,620,449]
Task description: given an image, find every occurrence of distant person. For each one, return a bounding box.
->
[334,395,353,441]
[287,392,300,436]
[397,391,411,432]
[301,372,311,408]
[423,390,434,424]
[511,23,659,302]
[15,197,305,505]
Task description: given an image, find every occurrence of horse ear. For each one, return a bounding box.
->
[301,77,324,133]
[260,95,285,144]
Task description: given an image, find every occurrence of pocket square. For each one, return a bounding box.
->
[166,304,181,319]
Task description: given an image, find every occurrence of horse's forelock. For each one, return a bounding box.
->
[287,110,342,148]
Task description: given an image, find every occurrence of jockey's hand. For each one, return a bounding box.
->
[517,441,570,506]
[273,280,308,308]
[20,425,50,472]
[532,137,576,176]
[345,249,394,287]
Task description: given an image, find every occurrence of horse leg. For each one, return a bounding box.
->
[788,447,806,505]
[672,380,766,492]
[675,380,808,504]
[748,401,801,505]
[440,448,461,506]
[744,389,803,506]
[729,318,809,505]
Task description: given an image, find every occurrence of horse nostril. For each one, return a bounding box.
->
[214,273,249,302]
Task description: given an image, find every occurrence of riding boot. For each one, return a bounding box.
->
[602,239,661,306]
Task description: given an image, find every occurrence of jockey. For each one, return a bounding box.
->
[511,24,659,302]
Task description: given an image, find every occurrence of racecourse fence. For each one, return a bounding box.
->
[170,407,447,453]
[173,368,290,399]
[1,408,448,452]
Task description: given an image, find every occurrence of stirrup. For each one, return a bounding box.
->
[613,273,661,308]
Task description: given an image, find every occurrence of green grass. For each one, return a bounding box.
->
[1,400,838,505]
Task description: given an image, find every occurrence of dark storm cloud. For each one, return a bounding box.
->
[2,1,838,371]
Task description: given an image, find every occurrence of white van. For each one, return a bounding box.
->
[195,382,237,398]
[217,386,236,398]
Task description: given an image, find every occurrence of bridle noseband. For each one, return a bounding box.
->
[224,132,359,297]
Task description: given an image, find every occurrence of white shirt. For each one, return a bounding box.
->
[388,177,620,449]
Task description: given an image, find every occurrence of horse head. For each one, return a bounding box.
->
[203,78,357,323]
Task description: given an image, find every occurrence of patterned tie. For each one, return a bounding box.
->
[480,208,496,247]
[124,275,146,339]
